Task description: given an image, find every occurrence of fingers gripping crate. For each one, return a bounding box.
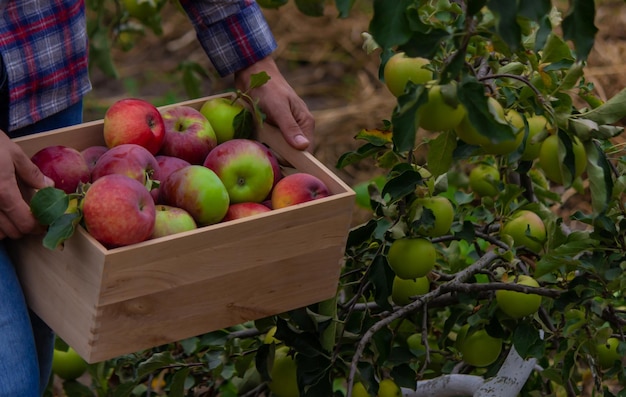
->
[8,95,355,363]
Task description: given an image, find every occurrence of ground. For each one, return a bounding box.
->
[85,1,626,225]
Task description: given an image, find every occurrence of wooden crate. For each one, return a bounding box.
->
[8,95,355,363]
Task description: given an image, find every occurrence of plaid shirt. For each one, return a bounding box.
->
[0,0,276,132]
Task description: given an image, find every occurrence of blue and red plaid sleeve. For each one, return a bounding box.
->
[179,0,278,77]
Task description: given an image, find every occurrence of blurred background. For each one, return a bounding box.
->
[84,0,626,223]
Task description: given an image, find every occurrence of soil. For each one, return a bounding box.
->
[85,1,626,226]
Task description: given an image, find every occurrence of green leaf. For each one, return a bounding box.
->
[513,322,545,359]
[575,87,626,125]
[42,212,81,250]
[457,80,516,146]
[382,168,423,203]
[30,187,69,225]
[169,367,191,397]
[561,0,598,61]
[249,71,271,90]
[369,0,413,50]
[541,33,574,64]
[401,28,451,59]
[585,140,613,215]
[370,254,394,311]
[426,130,456,179]
[294,0,325,16]
[336,143,383,169]
[392,84,428,153]
[233,108,254,140]
[136,351,176,379]
[487,0,521,51]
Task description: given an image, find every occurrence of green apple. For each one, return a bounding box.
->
[203,139,275,203]
[596,337,623,369]
[378,379,401,397]
[500,210,547,253]
[383,52,433,97]
[268,346,298,397]
[199,97,253,143]
[538,133,587,185]
[455,97,504,147]
[409,195,454,237]
[159,165,230,225]
[495,275,542,319]
[417,84,466,132]
[52,347,88,381]
[459,329,503,367]
[387,238,436,279]
[469,163,500,197]
[391,275,430,306]
[151,204,197,239]
[520,114,549,161]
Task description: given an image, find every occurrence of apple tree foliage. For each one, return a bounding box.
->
[52,0,626,396]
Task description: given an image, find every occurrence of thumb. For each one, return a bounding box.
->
[14,154,55,190]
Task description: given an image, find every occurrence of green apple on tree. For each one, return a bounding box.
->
[383,52,433,97]
[469,163,500,198]
[378,378,401,397]
[538,133,587,185]
[481,109,524,155]
[408,195,454,237]
[500,209,547,253]
[417,84,466,132]
[495,275,542,319]
[391,275,430,306]
[520,114,550,161]
[268,346,298,397]
[52,347,88,381]
[458,328,503,367]
[387,237,437,279]
[455,97,505,147]
[596,337,623,369]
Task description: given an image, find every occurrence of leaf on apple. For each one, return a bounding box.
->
[30,187,70,225]
[30,186,82,250]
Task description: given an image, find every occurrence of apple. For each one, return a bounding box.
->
[391,275,430,306]
[222,202,271,222]
[151,204,197,239]
[596,337,623,369]
[151,155,191,202]
[469,163,500,197]
[417,84,466,132]
[159,165,230,226]
[51,347,88,381]
[82,174,156,248]
[80,145,108,173]
[30,145,91,194]
[103,97,165,155]
[459,328,503,367]
[268,346,298,397]
[199,97,253,143]
[91,143,159,186]
[159,105,217,164]
[378,379,401,397]
[203,139,275,203]
[383,52,433,97]
[387,237,436,279]
[501,209,547,253]
[271,173,330,209]
[408,195,454,237]
[495,275,542,319]
[254,141,283,189]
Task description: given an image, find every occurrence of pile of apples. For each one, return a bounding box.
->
[30,97,330,248]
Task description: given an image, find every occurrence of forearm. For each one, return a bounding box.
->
[178,0,277,76]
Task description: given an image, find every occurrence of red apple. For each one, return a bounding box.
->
[159,165,230,226]
[82,174,156,248]
[31,145,90,194]
[222,202,271,222]
[271,173,330,209]
[254,141,282,189]
[199,97,253,143]
[159,105,217,164]
[80,145,108,174]
[203,139,274,204]
[151,155,191,202]
[103,98,165,155]
[91,143,159,187]
[151,204,197,239]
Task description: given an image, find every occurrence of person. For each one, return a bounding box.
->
[0,0,314,394]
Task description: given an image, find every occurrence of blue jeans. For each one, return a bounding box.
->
[1,55,84,395]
